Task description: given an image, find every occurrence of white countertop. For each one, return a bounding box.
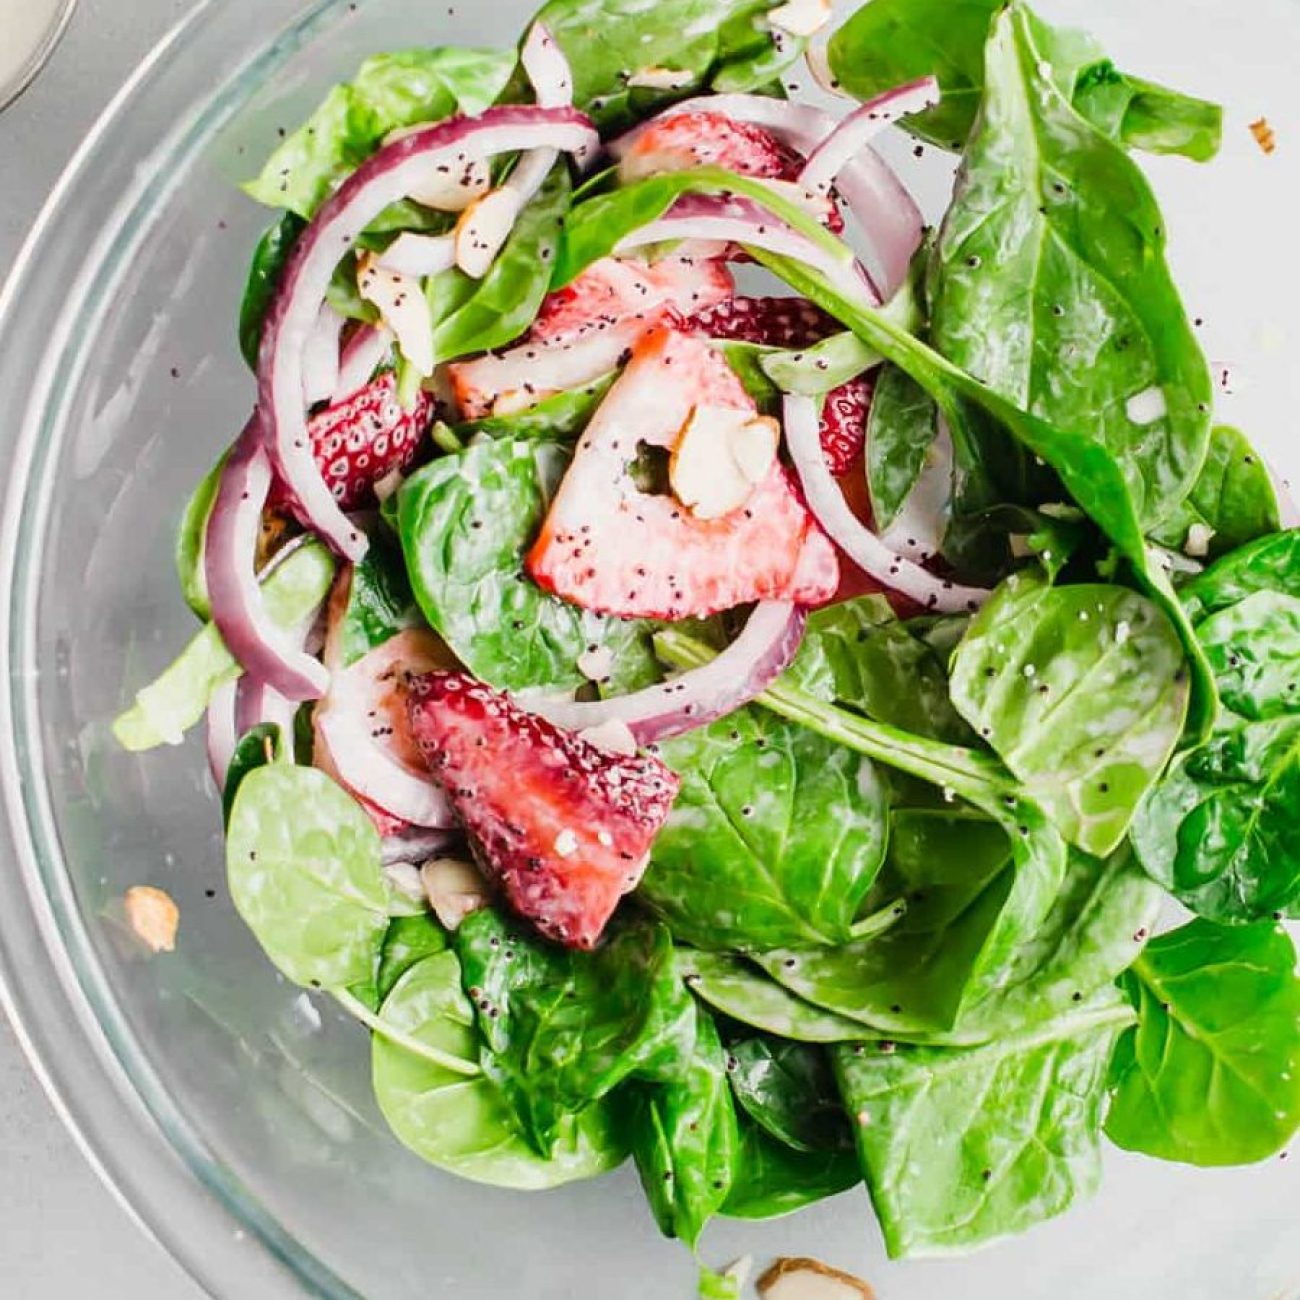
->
[1,2,205,1293]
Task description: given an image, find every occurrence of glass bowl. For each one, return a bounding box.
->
[0,0,1298,1295]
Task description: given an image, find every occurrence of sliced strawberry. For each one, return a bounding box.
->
[684,296,871,476]
[527,326,839,619]
[448,256,733,421]
[269,370,432,521]
[407,672,680,949]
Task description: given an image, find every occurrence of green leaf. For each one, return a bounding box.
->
[834,992,1133,1259]
[397,437,657,693]
[678,949,870,1044]
[1107,919,1300,1166]
[454,373,616,443]
[721,1120,861,1220]
[926,6,1212,532]
[113,542,335,752]
[1197,592,1300,721]
[174,449,228,620]
[1130,716,1300,923]
[1149,425,1281,560]
[828,0,1221,161]
[239,214,305,368]
[950,571,1189,856]
[632,1009,739,1247]
[527,0,802,133]
[334,535,418,669]
[1181,530,1300,623]
[430,166,572,365]
[454,910,695,1156]
[376,913,448,1005]
[244,48,517,218]
[642,707,889,951]
[220,722,287,826]
[725,1039,850,1153]
[226,765,390,990]
[372,950,627,1188]
[866,364,940,532]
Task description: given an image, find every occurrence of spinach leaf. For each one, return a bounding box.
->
[335,536,418,669]
[526,0,802,134]
[943,501,1094,586]
[678,950,870,1044]
[430,166,571,365]
[834,991,1133,1259]
[226,765,390,990]
[1107,919,1300,1166]
[454,910,695,1156]
[725,1039,850,1153]
[642,706,889,951]
[1198,592,1300,721]
[1149,425,1281,560]
[828,0,1221,161]
[372,950,627,1187]
[239,214,305,368]
[721,1121,861,1221]
[632,1009,738,1247]
[455,374,615,443]
[376,913,448,1005]
[244,48,516,218]
[1130,716,1300,924]
[175,450,228,620]
[950,571,1189,857]
[220,722,287,826]
[927,6,1212,532]
[397,437,657,693]
[114,542,335,752]
[867,364,940,533]
[1181,530,1300,623]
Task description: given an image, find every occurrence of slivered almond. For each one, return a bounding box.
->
[492,387,559,418]
[124,886,179,954]
[757,1257,875,1300]
[768,0,833,38]
[670,405,779,520]
[455,188,523,279]
[357,253,435,377]
[395,143,491,211]
[420,858,491,931]
[627,66,695,91]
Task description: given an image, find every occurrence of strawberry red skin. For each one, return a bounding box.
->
[408,673,680,949]
[269,370,432,521]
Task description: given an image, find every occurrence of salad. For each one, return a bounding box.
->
[113,0,1300,1289]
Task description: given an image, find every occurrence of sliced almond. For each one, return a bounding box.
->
[1185,522,1216,558]
[757,1257,875,1300]
[357,253,435,378]
[670,405,778,520]
[627,65,696,91]
[492,386,560,418]
[420,857,491,932]
[576,645,614,682]
[400,147,491,212]
[455,188,523,280]
[768,0,833,38]
[124,886,179,954]
[577,718,639,757]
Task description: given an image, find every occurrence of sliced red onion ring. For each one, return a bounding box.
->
[302,304,344,408]
[800,78,941,193]
[333,325,393,402]
[235,675,299,741]
[381,826,460,867]
[610,93,924,297]
[206,679,239,787]
[258,106,599,561]
[205,420,331,701]
[785,394,990,614]
[377,231,458,278]
[522,22,573,111]
[525,602,807,745]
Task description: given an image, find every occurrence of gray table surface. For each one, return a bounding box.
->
[1,2,206,1294]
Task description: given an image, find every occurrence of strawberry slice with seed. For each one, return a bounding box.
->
[407,672,680,949]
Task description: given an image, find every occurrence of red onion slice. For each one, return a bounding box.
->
[206,680,239,787]
[784,394,990,614]
[333,325,393,402]
[381,826,460,867]
[522,23,573,111]
[525,601,807,745]
[258,106,599,562]
[800,78,941,192]
[235,675,299,741]
[302,304,344,408]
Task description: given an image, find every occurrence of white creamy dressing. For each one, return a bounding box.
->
[0,0,70,105]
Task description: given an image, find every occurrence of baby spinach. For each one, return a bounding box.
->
[721,1121,862,1221]
[926,6,1213,533]
[1198,592,1300,722]
[455,374,616,443]
[526,0,803,133]
[866,364,940,533]
[114,541,335,752]
[828,0,1221,161]
[1181,530,1300,623]
[372,950,627,1188]
[334,536,418,669]
[950,571,1189,857]
[397,437,657,693]
[226,765,391,990]
[678,950,870,1044]
[1150,426,1281,561]
[834,991,1133,1259]
[239,214,305,368]
[725,1039,850,1153]
[1130,716,1300,924]
[376,913,448,1005]
[245,48,517,218]
[174,450,228,620]
[1107,919,1300,1166]
[632,1009,739,1247]
[454,910,695,1156]
[220,722,286,826]
[642,706,889,951]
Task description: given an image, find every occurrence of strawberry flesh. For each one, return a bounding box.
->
[407,672,680,949]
